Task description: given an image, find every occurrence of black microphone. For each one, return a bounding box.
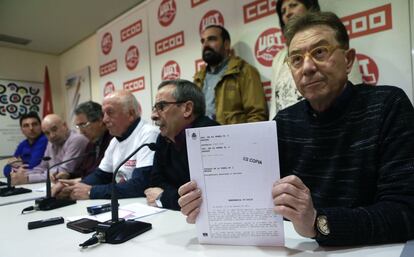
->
[0,168,32,197]
[80,143,156,246]
[33,151,96,211]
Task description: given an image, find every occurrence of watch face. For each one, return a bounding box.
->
[317,215,330,236]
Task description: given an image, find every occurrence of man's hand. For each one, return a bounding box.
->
[52,178,81,199]
[66,182,92,200]
[10,164,29,185]
[144,187,164,207]
[7,157,23,168]
[178,181,202,224]
[272,175,317,238]
[50,171,70,183]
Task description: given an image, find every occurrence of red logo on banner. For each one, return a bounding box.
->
[262,81,272,102]
[195,59,206,73]
[104,82,115,96]
[162,60,181,80]
[255,28,285,67]
[158,0,177,27]
[100,60,117,77]
[243,0,277,24]
[155,31,185,55]
[123,76,145,93]
[101,32,113,55]
[191,0,208,8]
[356,54,379,85]
[199,10,224,35]
[341,4,392,39]
[125,45,139,71]
[121,20,142,42]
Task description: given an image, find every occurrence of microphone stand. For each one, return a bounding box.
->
[34,152,95,211]
[81,143,156,246]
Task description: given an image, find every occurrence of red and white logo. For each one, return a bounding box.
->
[99,60,117,77]
[199,10,224,36]
[356,54,379,85]
[161,60,181,80]
[123,76,145,93]
[155,31,185,55]
[194,59,206,74]
[101,32,113,55]
[121,20,142,42]
[104,82,115,97]
[191,0,208,8]
[262,81,272,102]
[255,28,285,67]
[125,45,139,71]
[243,0,277,24]
[158,0,177,27]
[341,4,392,40]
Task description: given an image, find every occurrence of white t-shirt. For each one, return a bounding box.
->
[98,119,159,182]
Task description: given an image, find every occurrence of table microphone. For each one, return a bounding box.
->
[80,143,156,247]
[32,151,95,211]
[0,172,32,197]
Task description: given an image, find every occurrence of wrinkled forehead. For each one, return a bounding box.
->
[156,84,176,101]
[289,25,337,52]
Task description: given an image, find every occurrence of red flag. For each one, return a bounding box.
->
[43,66,54,117]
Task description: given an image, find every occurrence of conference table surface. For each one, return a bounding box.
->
[0,182,405,257]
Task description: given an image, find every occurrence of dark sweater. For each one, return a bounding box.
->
[150,116,219,210]
[276,83,414,246]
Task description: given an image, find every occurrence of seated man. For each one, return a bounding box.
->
[178,12,414,246]
[11,114,89,185]
[3,112,47,177]
[53,90,159,199]
[145,79,218,210]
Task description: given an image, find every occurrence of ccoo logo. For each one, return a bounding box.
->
[199,10,224,36]
[125,45,139,71]
[356,53,379,85]
[101,32,113,55]
[158,0,177,27]
[162,60,181,80]
[255,28,285,67]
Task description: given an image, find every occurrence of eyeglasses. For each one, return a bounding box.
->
[285,45,344,69]
[152,101,185,112]
[75,121,91,129]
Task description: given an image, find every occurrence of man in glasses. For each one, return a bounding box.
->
[179,12,414,246]
[11,114,89,185]
[194,25,268,125]
[144,79,218,210]
[52,90,158,200]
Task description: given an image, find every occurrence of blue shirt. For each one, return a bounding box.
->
[3,133,48,177]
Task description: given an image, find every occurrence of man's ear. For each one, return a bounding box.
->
[224,39,231,52]
[183,101,194,119]
[345,48,356,75]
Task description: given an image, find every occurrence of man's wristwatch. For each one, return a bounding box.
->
[315,214,330,237]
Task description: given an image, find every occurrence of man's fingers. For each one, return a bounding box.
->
[186,208,200,224]
[178,181,197,197]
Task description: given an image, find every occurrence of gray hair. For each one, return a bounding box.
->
[158,79,206,117]
[284,11,350,49]
[74,101,103,121]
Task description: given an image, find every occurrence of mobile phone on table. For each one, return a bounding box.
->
[66,218,101,234]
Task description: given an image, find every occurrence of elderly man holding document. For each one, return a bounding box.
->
[178,11,414,246]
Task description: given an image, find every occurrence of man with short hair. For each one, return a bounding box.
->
[53,90,159,199]
[145,79,218,210]
[11,114,89,185]
[194,25,268,125]
[3,112,47,177]
[178,12,414,246]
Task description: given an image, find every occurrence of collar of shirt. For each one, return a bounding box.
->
[115,117,141,142]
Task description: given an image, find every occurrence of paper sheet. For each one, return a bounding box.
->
[186,121,284,246]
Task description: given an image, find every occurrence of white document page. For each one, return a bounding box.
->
[186,121,284,246]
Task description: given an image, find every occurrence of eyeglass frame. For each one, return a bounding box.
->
[75,121,92,129]
[152,101,186,112]
[284,45,345,70]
